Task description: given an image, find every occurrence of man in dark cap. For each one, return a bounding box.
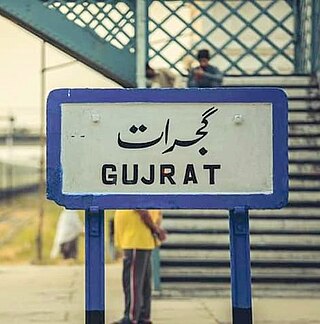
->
[187,49,223,88]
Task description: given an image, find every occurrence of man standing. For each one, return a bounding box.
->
[187,49,223,88]
[112,209,167,324]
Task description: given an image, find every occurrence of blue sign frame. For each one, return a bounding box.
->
[46,88,288,210]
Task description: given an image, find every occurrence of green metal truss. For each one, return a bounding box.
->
[148,0,297,76]
[0,0,136,87]
[0,0,319,85]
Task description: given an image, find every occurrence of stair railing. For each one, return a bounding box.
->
[311,0,320,85]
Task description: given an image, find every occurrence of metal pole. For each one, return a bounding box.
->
[6,116,15,202]
[85,207,105,324]
[293,0,303,73]
[36,40,46,261]
[0,117,8,192]
[311,0,320,75]
[229,207,253,324]
[136,0,147,88]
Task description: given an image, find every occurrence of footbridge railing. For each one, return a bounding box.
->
[0,0,319,86]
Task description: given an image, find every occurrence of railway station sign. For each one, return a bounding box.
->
[46,88,288,209]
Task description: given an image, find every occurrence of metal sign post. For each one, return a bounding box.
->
[46,88,288,324]
[85,207,105,324]
[229,207,252,324]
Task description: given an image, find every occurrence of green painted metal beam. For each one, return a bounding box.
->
[312,0,320,74]
[0,0,135,87]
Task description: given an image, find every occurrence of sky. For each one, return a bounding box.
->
[0,15,120,132]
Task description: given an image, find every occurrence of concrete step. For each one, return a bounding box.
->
[289,116,320,124]
[161,259,320,268]
[162,234,320,246]
[160,282,320,297]
[165,228,320,236]
[161,242,320,251]
[289,139,320,147]
[289,163,320,172]
[161,267,320,277]
[290,186,320,192]
[288,192,320,201]
[289,133,320,139]
[223,75,314,86]
[284,101,320,109]
[160,250,320,261]
[215,88,317,97]
[289,150,320,160]
[289,122,320,129]
[287,201,320,208]
[160,272,320,284]
[163,219,320,232]
[288,96,320,102]
[163,208,320,218]
[289,111,320,121]
[289,106,320,112]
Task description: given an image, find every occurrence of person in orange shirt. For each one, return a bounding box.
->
[112,210,166,324]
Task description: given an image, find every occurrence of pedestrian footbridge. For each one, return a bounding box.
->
[1,1,319,85]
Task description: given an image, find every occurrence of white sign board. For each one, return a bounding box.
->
[61,102,272,194]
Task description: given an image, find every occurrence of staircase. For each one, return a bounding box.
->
[159,75,320,297]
